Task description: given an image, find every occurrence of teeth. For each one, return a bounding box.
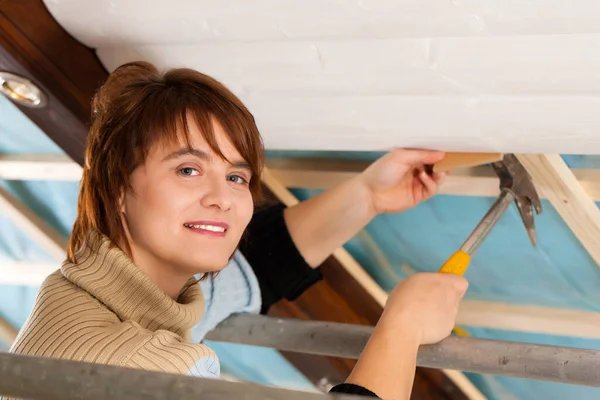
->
[184,223,226,233]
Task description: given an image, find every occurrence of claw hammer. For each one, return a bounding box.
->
[436,153,543,276]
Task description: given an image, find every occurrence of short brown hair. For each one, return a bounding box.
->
[68,61,265,262]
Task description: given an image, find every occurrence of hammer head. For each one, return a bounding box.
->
[491,154,543,246]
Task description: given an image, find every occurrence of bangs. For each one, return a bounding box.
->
[129,80,264,183]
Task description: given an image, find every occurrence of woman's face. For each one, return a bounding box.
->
[120,117,255,282]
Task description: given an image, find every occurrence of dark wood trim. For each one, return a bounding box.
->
[0,0,107,164]
[0,2,467,398]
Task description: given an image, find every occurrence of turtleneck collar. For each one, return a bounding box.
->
[61,233,204,340]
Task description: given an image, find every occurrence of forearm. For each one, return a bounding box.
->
[283,175,375,267]
[345,319,420,400]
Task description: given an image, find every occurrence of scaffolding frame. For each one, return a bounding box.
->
[2,314,600,400]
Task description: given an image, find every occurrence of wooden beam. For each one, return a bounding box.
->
[431,152,503,173]
[458,301,600,339]
[262,167,486,400]
[266,157,600,201]
[400,263,600,339]
[0,0,107,165]
[0,154,82,181]
[516,154,600,266]
[5,154,600,208]
[0,186,67,261]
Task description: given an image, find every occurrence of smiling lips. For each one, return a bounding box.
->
[183,221,229,237]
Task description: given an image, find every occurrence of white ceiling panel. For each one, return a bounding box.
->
[43,0,600,153]
[44,0,600,45]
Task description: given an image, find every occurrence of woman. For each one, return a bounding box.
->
[9,61,467,399]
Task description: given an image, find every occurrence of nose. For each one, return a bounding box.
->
[200,175,233,211]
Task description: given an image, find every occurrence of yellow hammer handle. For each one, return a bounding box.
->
[438,250,472,336]
[438,250,471,276]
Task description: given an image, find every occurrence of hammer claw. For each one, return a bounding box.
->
[515,195,539,246]
[456,153,543,259]
[492,153,543,247]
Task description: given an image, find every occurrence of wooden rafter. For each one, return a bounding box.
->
[458,301,600,339]
[6,155,600,206]
[0,154,82,181]
[266,157,600,201]
[0,0,106,164]
[0,186,67,261]
[516,154,600,266]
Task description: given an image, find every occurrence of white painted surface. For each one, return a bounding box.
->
[41,0,600,45]
[43,0,600,153]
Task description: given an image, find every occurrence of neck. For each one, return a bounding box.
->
[129,244,191,299]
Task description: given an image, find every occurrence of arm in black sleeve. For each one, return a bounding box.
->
[238,202,323,314]
[329,383,381,398]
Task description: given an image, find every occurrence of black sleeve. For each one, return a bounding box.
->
[329,383,380,398]
[238,202,323,314]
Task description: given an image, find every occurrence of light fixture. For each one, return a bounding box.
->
[0,71,47,108]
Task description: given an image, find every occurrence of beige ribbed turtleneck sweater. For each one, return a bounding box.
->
[9,235,220,378]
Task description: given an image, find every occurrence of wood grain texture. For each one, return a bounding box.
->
[267,157,600,201]
[458,300,600,339]
[0,154,83,181]
[431,152,503,173]
[516,154,600,266]
[0,0,108,164]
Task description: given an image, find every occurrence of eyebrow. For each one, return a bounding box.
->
[162,148,211,162]
[162,147,252,174]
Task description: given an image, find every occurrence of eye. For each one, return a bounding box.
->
[227,174,248,185]
[178,167,200,176]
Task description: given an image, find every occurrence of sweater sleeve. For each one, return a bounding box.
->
[329,383,381,398]
[238,202,323,313]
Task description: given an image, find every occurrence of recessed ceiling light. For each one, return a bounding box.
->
[0,71,47,108]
